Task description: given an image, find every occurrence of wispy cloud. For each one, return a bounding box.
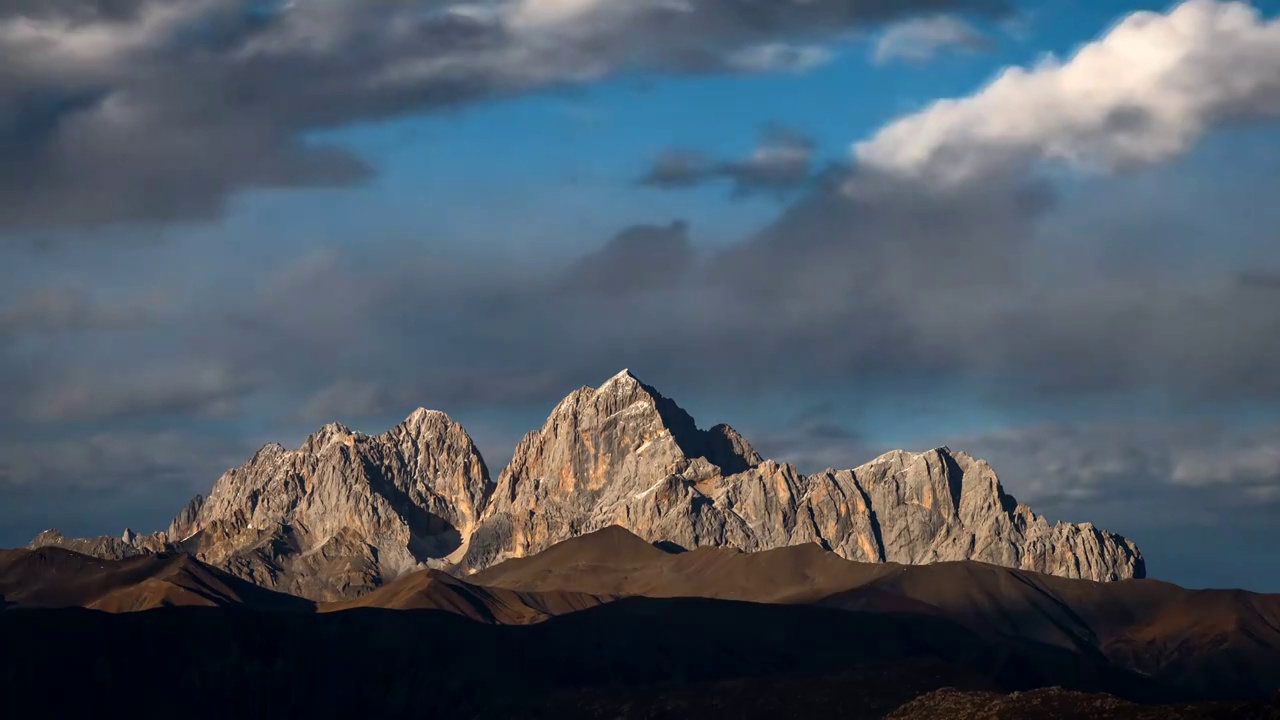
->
[871,14,992,64]
[641,124,818,196]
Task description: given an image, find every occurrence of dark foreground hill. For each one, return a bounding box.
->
[887,687,1279,720]
[4,598,1278,719]
[3,527,1279,717]
[0,598,1186,719]
[471,526,1280,700]
[0,546,310,611]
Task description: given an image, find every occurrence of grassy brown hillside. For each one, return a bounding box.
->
[0,547,309,611]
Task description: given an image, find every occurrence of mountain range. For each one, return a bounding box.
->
[29,369,1144,601]
[10,369,1276,717]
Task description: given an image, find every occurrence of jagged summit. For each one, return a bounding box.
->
[602,367,640,384]
[460,371,1143,581]
[32,407,491,601]
[30,371,1145,600]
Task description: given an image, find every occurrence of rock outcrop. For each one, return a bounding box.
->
[30,369,1144,598]
[27,529,161,560]
[460,370,1144,581]
[33,409,490,601]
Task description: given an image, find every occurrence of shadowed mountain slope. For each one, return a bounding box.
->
[0,597,1166,720]
[0,547,310,612]
[472,526,1280,700]
[12,523,1276,701]
[320,568,614,623]
[3,525,1279,715]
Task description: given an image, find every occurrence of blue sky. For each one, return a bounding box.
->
[2,0,1280,589]
[212,0,1280,448]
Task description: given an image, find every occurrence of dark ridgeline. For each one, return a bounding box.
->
[0,599,1202,719]
[3,527,1280,717]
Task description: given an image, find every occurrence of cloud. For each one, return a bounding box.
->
[641,124,818,196]
[723,43,835,73]
[1171,430,1280,489]
[297,371,572,425]
[7,4,1276,430]
[1237,270,1280,289]
[0,429,245,491]
[298,379,400,425]
[0,287,168,336]
[0,0,1001,230]
[0,428,252,544]
[28,362,252,421]
[641,150,717,189]
[955,421,1280,520]
[855,0,1280,186]
[871,14,992,64]
[747,402,875,474]
[102,150,1276,429]
[558,221,696,295]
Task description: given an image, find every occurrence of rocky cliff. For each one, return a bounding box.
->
[459,370,1143,581]
[33,409,490,601]
[30,370,1144,599]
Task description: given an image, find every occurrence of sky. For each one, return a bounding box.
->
[2,0,1280,591]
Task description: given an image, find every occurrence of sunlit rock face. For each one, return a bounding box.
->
[34,409,491,602]
[460,370,1144,582]
[32,369,1143,599]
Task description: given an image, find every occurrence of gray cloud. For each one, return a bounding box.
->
[0,428,251,543]
[980,421,1280,523]
[0,287,168,336]
[28,362,252,422]
[8,0,1280,427]
[296,370,568,425]
[871,13,992,64]
[1237,271,1280,290]
[748,402,877,474]
[0,0,1001,229]
[640,150,717,189]
[0,429,245,491]
[122,156,1277,425]
[558,221,695,295]
[641,124,818,196]
[298,379,402,425]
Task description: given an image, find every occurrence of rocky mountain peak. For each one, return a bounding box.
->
[548,369,663,423]
[598,367,643,391]
[32,407,492,602]
[460,371,1144,582]
[300,421,355,454]
[399,407,449,430]
[28,371,1145,598]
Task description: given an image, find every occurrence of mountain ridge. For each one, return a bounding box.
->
[29,369,1144,600]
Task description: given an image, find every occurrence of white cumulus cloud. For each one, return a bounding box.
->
[854,0,1280,185]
